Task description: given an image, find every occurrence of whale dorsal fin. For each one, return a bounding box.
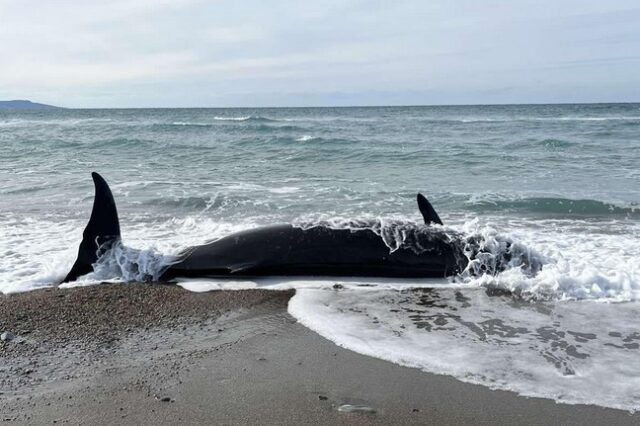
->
[62,172,121,283]
[417,193,443,226]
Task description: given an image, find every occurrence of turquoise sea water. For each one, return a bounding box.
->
[2,104,640,410]
[2,104,639,220]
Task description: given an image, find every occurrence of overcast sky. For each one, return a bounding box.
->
[0,0,638,107]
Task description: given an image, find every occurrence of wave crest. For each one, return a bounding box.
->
[212,115,276,123]
[466,196,639,217]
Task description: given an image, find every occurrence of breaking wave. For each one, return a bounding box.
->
[86,240,177,283]
[465,196,639,217]
[170,121,215,127]
[211,115,276,123]
[167,116,277,127]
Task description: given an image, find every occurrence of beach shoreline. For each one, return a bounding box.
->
[1,284,637,425]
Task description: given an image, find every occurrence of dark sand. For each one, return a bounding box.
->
[1,284,638,425]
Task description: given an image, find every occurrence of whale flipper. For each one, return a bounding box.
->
[417,193,443,225]
[62,172,121,283]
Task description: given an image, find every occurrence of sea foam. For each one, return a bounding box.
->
[3,214,640,304]
[289,287,640,412]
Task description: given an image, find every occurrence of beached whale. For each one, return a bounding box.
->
[62,173,534,283]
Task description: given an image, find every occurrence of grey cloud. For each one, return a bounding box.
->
[0,0,637,107]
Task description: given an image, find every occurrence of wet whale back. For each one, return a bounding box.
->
[63,172,463,283]
[162,223,463,279]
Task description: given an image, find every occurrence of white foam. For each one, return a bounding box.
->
[3,214,640,303]
[177,276,450,293]
[289,287,640,412]
[171,121,211,126]
[458,218,640,301]
[0,215,80,294]
[0,214,257,294]
[212,116,252,121]
[293,215,434,253]
[170,116,254,126]
[296,135,315,142]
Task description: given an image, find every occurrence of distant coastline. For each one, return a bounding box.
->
[0,100,61,110]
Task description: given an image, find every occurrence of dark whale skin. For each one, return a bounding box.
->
[161,224,467,280]
[63,172,467,283]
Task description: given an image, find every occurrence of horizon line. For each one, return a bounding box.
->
[44,100,640,110]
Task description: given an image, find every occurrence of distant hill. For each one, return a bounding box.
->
[0,100,61,110]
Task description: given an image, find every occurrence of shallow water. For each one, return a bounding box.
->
[289,287,640,412]
[1,104,639,410]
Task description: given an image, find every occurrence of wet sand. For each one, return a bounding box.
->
[1,284,637,425]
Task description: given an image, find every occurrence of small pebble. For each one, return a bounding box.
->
[1,331,16,342]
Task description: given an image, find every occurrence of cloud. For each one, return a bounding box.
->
[0,0,638,106]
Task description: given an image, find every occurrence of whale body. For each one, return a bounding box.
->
[162,223,466,280]
[63,173,476,283]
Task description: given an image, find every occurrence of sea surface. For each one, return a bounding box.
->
[1,104,639,410]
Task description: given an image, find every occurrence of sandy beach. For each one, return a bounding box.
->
[1,284,638,425]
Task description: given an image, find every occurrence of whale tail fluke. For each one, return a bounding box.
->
[417,193,443,226]
[62,172,121,283]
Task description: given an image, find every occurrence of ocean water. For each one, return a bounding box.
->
[1,104,639,410]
